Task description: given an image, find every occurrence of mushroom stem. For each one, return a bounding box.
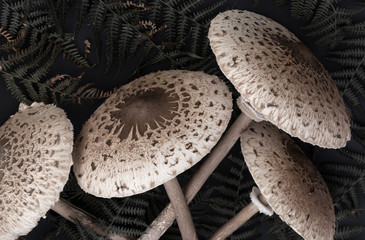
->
[208,193,269,240]
[52,198,134,240]
[139,113,252,240]
[164,178,198,240]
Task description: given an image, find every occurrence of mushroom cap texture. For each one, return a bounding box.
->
[0,102,73,240]
[209,10,351,148]
[240,121,335,240]
[73,70,232,198]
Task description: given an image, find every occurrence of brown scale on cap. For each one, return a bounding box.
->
[240,122,335,240]
[0,102,73,240]
[209,10,351,148]
[73,70,232,198]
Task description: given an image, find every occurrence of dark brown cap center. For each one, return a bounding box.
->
[278,38,322,71]
[108,87,179,142]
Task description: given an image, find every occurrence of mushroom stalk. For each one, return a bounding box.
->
[208,192,269,240]
[139,113,252,240]
[52,199,134,240]
[164,178,198,240]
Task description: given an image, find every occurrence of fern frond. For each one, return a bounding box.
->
[323,163,364,178]
[336,208,360,222]
[46,0,64,35]
[334,226,365,240]
[192,0,227,25]
[75,0,90,35]
[50,33,93,68]
[105,12,121,71]
[290,0,318,21]
[344,21,365,36]
[329,48,365,59]
[89,1,106,32]
[339,149,365,165]
[0,26,15,42]
[341,37,365,47]
[230,221,258,240]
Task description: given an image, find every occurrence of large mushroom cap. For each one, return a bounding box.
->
[208,10,351,148]
[73,70,232,198]
[240,121,335,240]
[0,102,73,240]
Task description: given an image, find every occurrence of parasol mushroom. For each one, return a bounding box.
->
[72,70,232,240]
[209,121,335,240]
[140,10,350,239]
[208,9,350,148]
[0,102,73,239]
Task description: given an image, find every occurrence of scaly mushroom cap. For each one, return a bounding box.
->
[0,102,73,240]
[73,70,232,198]
[209,10,351,148]
[240,121,335,240]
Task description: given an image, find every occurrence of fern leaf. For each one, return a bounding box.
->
[75,0,90,35]
[105,12,121,71]
[341,37,365,47]
[290,0,318,21]
[335,226,365,240]
[336,208,359,222]
[192,0,227,25]
[89,1,106,32]
[344,21,365,36]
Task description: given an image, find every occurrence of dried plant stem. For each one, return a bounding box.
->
[139,113,252,240]
[164,178,198,240]
[52,198,134,240]
[208,194,268,240]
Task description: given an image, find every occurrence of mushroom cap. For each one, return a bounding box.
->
[0,102,73,240]
[240,121,335,240]
[73,70,232,198]
[209,10,351,148]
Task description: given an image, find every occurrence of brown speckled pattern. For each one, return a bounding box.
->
[209,10,351,148]
[240,121,335,240]
[0,102,73,240]
[73,70,232,198]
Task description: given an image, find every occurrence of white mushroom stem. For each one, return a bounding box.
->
[52,199,134,240]
[164,178,198,240]
[209,187,272,240]
[139,112,252,240]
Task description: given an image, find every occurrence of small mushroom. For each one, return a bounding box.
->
[209,121,335,240]
[0,102,73,240]
[73,70,233,239]
[140,10,350,239]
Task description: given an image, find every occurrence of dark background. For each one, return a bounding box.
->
[0,0,363,239]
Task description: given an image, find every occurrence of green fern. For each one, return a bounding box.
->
[0,0,115,105]
[290,0,318,21]
[267,215,303,240]
[76,0,229,78]
[0,34,108,105]
[335,226,365,240]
